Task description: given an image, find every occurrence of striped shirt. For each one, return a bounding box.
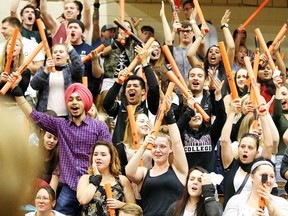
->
[30,109,112,190]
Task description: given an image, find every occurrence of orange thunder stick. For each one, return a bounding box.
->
[82,44,105,63]
[161,45,187,89]
[82,77,88,88]
[4,27,19,74]
[36,18,55,72]
[244,56,262,106]
[239,0,269,30]
[0,42,44,95]
[166,70,210,122]
[104,183,116,216]
[218,41,239,99]
[126,105,140,149]
[255,28,276,72]
[268,20,288,54]
[146,82,175,150]
[193,0,209,34]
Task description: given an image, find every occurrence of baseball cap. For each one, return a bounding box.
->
[101,24,115,32]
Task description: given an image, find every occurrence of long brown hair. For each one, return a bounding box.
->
[88,141,121,176]
[173,167,208,216]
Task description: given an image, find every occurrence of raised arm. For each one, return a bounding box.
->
[160,1,173,45]
[221,9,235,67]
[191,20,206,59]
[10,0,20,18]
[125,135,155,185]
[82,0,92,40]
[90,50,103,79]
[187,35,203,67]
[221,98,241,169]
[259,100,276,159]
[91,0,100,44]
[40,0,60,35]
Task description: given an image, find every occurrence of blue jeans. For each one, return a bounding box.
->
[55,185,81,215]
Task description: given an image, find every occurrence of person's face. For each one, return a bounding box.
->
[93,145,111,172]
[63,2,79,20]
[238,137,258,164]
[280,86,288,111]
[136,113,151,137]
[52,44,68,66]
[238,32,247,45]
[142,30,154,43]
[35,189,55,213]
[183,3,193,19]
[207,46,221,66]
[188,113,203,130]
[67,92,86,118]
[178,27,193,45]
[150,41,161,60]
[235,46,247,65]
[187,170,203,197]
[188,68,206,93]
[43,132,58,151]
[125,80,145,105]
[235,68,247,91]
[252,165,275,192]
[67,23,83,44]
[258,64,272,81]
[87,103,98,118]
[6,39,22,57]
[1,22,14,39]
[21,7,35,26]
[152,136,171,163]
[102,29,115,40]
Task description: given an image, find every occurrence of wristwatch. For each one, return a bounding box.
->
[221,23,229,29]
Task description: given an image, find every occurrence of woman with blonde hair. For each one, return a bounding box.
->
[30,42,84,117]
[125,105,189,216]
[0,35,30,101]
[77,141,135,215]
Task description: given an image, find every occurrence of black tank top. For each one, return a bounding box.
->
[140,166,184,216]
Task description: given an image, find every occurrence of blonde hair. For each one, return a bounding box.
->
[0,36,24,72]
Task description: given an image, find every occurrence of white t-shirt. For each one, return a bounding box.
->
[25,210,66,216]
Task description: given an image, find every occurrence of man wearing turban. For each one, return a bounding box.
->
[11,82,111,215]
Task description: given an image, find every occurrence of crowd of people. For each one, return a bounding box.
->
[1,0,288,215]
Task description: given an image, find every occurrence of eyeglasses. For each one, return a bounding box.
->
[178,29,192,33]
[35,196,50,201]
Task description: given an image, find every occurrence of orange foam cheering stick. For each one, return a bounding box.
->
[104,183,116,216]
[82,44,105,63]
[268,20,288,54]
[4,27,19,74]
[218,41,239,99]
[161,45,187,88]
[82,76,88,88]
[239,0,269,30]
[255,28,276,72]
[0,42,44,95]
[126,105,139,150]
[146,82,175,150]
[36,18,55,72]
[193,0,209,34]
[244,56,262,106]
[166,71,210,122]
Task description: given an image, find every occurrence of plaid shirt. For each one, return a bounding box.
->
[30,109,112,190]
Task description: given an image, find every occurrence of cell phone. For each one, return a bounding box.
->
[261,174,268,184]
